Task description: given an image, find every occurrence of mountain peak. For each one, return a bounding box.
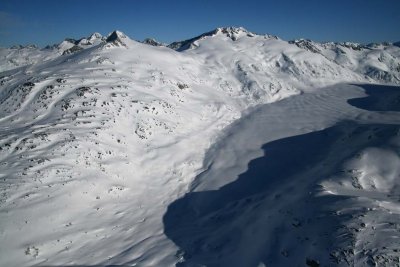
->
[216,26,249,34]
[87,32,103,43]
[168,26,256,51]
[89,32,102,39]
[106,30,127,42]
[338,41,366,51]
[289,39,321,53]
[106,30,129,47]
[215,27,256,40]
[143,38,164,47]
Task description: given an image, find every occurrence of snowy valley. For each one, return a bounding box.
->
[0,27,400,267]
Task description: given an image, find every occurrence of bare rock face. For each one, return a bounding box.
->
[142,38,164,47]
[62,45,83,55]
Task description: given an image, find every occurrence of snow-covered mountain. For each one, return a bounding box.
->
[0,32,105,72]
[0,27,400,267]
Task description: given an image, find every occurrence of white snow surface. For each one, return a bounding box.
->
[0,28,400,266]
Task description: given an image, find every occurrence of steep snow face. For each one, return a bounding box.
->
[0,29,400,267]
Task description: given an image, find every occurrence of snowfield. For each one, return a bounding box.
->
[0,27,400,267]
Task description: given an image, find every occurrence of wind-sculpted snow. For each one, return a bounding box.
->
[165,123,400,267]
[0,28,400,266]
[0,31,251,267]
[164,84,400,266]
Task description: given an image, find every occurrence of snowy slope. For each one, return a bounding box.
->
[0,28,400,267]
[172,27,400,87]
[165,84,400,267]
[0,45,58,73]
[0,33,105,72]
[290,39,400,83]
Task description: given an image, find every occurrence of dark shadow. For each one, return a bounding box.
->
[164,123,399,267]
[163,84,400,267]
[348,83,400,111]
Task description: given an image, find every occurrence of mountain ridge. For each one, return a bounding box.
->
[0,26,400,267]
[2,27,400,85]
[3,27,398,50]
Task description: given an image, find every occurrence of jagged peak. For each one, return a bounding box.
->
[340,41,362,46]
[209,26,275,40]
[289,38,400,53]
[57,40,76,51]
[102,30,130,48]
[106,30,128,42]
[216,26,251,34]
[106,30,129,47]
[62,45,83,55]
[213,27,256,40]
[78,32,105,46]
[289,39,321,53]
[337,41,367,51]
[168,26,258,51]
[89,32,102,40]
[142,38,164,47]
[289,38,314,43]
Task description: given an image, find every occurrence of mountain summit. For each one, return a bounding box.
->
[168,27,266,51]
[106,30,128,47]
[215,26,256,40]
[142,38,164,47]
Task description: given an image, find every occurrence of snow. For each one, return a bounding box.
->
[165,84,400,266]
[0,28,400,266]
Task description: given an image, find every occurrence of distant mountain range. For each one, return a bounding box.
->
[1,27,400,84]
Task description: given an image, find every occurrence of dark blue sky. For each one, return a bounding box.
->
[0,0,399,47]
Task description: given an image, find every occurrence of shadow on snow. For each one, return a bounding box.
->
[163,84,400,267]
